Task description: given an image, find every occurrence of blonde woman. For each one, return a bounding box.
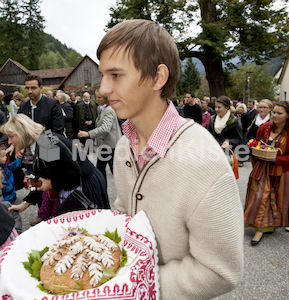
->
[247,99,273,141]
[10,91,26,117]
[1,114,109,215]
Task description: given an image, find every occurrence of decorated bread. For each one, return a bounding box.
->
[39,232,122,294]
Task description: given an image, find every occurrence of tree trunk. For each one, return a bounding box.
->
[199,0,226,97]
[203,54,226,97]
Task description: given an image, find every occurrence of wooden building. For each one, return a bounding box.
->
[0,55,101,102]
[57,55,102,95]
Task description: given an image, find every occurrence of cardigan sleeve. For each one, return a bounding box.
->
[159,172,244,299]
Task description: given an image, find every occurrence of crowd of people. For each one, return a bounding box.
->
[0,18,288,299]
[171,93,289,245]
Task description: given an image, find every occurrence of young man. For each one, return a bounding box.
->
[183,92,203,124]
[98,19,243,299]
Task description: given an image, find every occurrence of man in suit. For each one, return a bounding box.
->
[18,74,64,134]
[75,92,98,144]
[246,99,257,128]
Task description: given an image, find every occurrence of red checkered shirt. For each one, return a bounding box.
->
[122,101,187,171]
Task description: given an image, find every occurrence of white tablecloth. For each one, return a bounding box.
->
[0,209,159,300]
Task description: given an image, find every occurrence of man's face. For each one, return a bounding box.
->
[99,46,156,121]
[185,94,194,105]
[0,93,4,101]
[25,80,42,102]
[46,90,53,98]
[83,93,90,102]
[247,102,254,110]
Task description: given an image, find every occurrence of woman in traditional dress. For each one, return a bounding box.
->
[244,101,289,245]
[247,99,273,141]
[0,114,109,216]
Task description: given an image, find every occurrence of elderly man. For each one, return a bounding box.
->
[56,92,74,139]
[46,90,54,98]
[75,92,98,133]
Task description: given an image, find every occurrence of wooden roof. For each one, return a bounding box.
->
[277,59,288,85]
[0,58,73,79]
[30,68,73,79]
[0,58,29,74]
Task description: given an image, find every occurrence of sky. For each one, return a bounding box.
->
[40,0,115,63]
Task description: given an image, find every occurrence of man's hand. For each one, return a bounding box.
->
[77,130,89,138]
[37,177,53,191]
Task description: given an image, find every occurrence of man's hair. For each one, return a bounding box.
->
[248,99,255,104]
[57,92,67,103]
[0,90,4,96]
[97,19,180,99]
[0,114,44,149]
[25,74,42,86]
[185,92,195,98]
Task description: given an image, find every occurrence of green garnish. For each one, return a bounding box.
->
[104,228,122,243]
[120,249,128,268]
[22,247,49,281]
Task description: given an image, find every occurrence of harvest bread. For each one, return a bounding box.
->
[40,233,121,294]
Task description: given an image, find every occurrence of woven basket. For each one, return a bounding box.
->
[252,147,278,160]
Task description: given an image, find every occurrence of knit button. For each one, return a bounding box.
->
[125,161,132,167]
[136,193,143,200]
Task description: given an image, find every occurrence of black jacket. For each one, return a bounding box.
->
[207,114,243,150]
[61,102,74,139]
[0,110,7,145]
[0,203,15,246]
[24,133,96,204]
[18,96,64,134]
[246,109,257,130]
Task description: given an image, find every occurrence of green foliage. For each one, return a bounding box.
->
[196,80,210,100]
[227,63,276,101]
[104,228,122,243]
[22,247,49,281]
[0,1,82,70]
[177,58,201,95]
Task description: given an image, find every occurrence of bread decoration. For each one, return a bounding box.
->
[40,231,122,294]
